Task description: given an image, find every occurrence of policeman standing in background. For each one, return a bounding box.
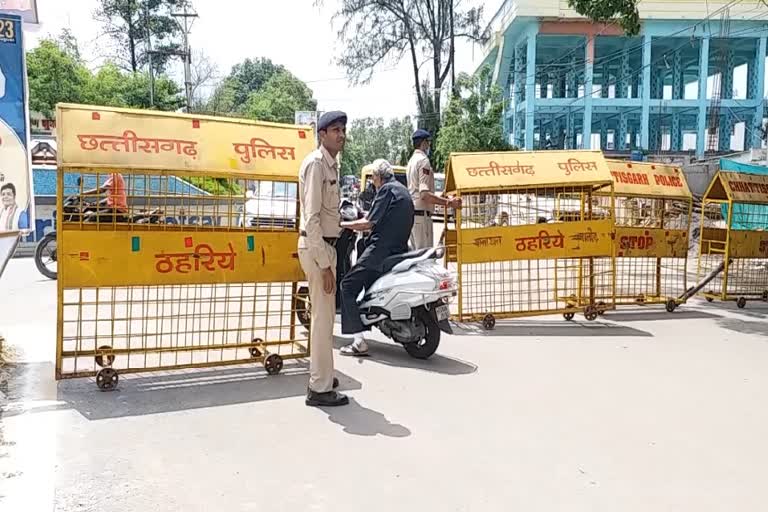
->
[407,129,461,249]
[298,111,349,408]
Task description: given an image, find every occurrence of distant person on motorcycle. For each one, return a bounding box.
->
[82,172,129,223]
[338,159,414,357]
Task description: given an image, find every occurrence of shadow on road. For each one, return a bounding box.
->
[54,363,362,421]
[601,310,721,322]
[717,318,768,337]
[321,398,411,438]
[697,300,768,316]
[452,321,653,338]
[333,336,477,375]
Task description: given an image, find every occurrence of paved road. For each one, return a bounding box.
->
[2,257,768,511]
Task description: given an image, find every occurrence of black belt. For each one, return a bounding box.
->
[300,230,338,247]
[414,210,432,217]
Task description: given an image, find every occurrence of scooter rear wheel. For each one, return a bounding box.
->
[404,308,440,360]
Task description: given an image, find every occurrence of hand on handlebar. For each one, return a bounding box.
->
[446,195,462,209]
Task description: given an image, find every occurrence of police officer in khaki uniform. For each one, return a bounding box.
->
[298,111,349,407]
[407,129,461,249]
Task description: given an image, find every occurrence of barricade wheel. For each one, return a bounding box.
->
[596,301,606,316]
[482,314,496,331]
[95,345,115,368]
[249,338,263,358]
[737,297,747,309]
[706,291,714,302]
[295,286,311,329]
[264,354,283,375]
[762,290,768,302]
[563,305,575,321]
[665,299,677,313]
[584,306,598,322]
[636,294,645,304]
[96,368,119,391]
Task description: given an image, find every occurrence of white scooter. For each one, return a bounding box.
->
[354,245,457,359]
[342,200,458,359]
[296,201,458,359]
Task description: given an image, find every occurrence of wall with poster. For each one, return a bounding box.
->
[0,1,38,24]
[0,12,33,234]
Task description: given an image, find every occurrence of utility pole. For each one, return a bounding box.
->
[172,2,198,113]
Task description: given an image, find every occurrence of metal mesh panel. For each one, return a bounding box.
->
[448,184,615,323]
[56,170,308,384]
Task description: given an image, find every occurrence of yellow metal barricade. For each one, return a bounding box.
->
[55,104,315,389]
[698,171,768,308]
[596,160,693,312]
[443,150,616,328]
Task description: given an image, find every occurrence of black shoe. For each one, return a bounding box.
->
[306,389,349,407]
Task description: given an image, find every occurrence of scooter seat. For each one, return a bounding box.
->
[380,247,437,273]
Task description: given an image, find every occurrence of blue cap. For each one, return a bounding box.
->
[412,129,431,142]
[317,111,347,131]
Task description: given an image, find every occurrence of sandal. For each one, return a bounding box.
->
[340,343,370,357]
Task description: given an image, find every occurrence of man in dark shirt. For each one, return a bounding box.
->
[338,159,414,356]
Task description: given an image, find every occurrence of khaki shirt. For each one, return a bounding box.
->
[407,149,435,213]
[298,145,341,269]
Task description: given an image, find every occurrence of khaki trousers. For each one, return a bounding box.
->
[410,215,434,250]
[298,244,337,393]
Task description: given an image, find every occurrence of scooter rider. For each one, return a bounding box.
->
[407,129,462,249]
[338,159,414,357]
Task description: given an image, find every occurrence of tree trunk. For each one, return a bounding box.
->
[433,50,442,134]
[128,17,138,72]
[405,22,425,116]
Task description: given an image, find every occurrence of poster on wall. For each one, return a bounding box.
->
[0,13,34,239]
[0,1,38,24]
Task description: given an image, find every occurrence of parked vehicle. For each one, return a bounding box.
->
[296,200,457,359]
[237,181,297,229]
[35,179,163,280]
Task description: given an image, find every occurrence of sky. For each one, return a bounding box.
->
[22,0,493,122]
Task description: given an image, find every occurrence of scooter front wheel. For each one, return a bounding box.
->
[34,232,58,280]
[404,308,440,360]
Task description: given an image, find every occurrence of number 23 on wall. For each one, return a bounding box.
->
[0,20,16,42]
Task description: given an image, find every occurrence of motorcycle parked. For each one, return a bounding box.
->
[34,185,164,280]
[296,200,457,359]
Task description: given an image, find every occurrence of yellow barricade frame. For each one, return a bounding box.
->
[600,160,694,312]
[698,170,768,307]
[443,150,617,326]
[55,103,315,387]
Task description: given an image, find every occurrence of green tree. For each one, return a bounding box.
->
[244,71,317,123]
[26,39,92,116]
[27,37,184,116]
[434,66,511,172]
[117,70,184,110]
[340,116,413,176]
[567,0,640,36]
[205,57,286,114]
[86,64,183,110]
[95,0,186,73]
